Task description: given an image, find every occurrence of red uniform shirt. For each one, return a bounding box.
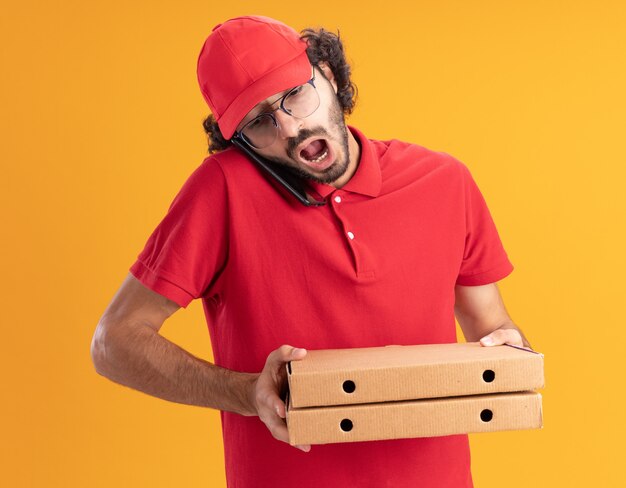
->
[130,126,513,487]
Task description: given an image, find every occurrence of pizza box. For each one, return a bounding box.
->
[287,342,544,408]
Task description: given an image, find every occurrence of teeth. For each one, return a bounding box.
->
[307,148,328,163]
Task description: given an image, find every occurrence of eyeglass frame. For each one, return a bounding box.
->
[232,67,319,149]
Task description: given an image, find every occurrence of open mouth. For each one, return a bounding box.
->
[298,139,331,167]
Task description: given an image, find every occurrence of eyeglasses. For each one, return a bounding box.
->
[234,69,320,149]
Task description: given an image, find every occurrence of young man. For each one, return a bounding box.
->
[91,15,530,487]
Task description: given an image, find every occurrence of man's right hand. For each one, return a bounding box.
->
[249,345,311,452]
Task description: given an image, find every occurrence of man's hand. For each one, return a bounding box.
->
[479,325,526,348]
[455,283,532,349]
[249,345,311,452]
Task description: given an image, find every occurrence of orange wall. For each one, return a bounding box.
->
[2,1,625,486]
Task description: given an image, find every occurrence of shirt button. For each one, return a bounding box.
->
[347,231,355,240]
[334,195,342,203]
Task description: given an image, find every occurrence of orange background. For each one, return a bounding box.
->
[2,1,625,486]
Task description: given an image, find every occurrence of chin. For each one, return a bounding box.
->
[299,159,349,185]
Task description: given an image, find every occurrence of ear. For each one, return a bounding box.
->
[317,61,338,94]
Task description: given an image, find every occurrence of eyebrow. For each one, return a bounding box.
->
[237,89,291,130]
[251,90,289,116]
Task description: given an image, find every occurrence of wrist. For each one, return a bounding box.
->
[240,372,260,417]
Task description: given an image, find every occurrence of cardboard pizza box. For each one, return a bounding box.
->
[287,342,544,408]
[286,390,543,445]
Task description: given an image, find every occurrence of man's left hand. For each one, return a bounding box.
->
[479,326,525,348]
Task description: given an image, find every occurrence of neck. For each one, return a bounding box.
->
[330,128,361,189]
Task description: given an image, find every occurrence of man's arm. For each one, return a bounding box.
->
[90,273,310,451]
[454,282,532,348]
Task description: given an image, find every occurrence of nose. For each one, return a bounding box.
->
[274,109,303,139]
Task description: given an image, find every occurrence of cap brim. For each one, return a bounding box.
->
[218,49,312,140]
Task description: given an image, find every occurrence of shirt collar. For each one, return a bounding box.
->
[306,125,382,199]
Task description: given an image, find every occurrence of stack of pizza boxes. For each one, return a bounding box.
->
[285,342,544,445]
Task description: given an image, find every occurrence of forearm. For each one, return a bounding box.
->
[92,322,258,416]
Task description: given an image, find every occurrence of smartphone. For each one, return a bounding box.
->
[231,138,326,207]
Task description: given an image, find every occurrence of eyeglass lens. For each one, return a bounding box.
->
[241,81,320,148]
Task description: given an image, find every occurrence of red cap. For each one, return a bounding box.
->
[197,16,312,140]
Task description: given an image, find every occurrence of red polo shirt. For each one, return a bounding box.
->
[130,126,513,487]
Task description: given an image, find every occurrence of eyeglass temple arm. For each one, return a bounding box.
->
[231,137,326,207]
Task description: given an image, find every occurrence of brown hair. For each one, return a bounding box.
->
[201,28,357,153]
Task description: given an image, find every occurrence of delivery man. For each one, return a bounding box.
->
[91,15,531,487]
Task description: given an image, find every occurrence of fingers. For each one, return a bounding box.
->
[480,328,524,347]
[262,409,289,442]
[254,385,288,439]
[257,391,311,452]
[260,344,307,414]
[261,403,311,451]
[256,345,310,452]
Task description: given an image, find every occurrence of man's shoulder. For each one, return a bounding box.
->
[168,146,254,205]
[189,146,265,189]
[369,136,467,182]
[184,146,292,209]
[199,145,255,173]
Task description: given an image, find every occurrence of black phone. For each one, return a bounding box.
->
[231,138,326,207]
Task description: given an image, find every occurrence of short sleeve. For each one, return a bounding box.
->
[129,158,229,308]
[456,164,513,286]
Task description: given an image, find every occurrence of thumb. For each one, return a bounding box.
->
[268,345,307,367]
[290,347,307,360]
